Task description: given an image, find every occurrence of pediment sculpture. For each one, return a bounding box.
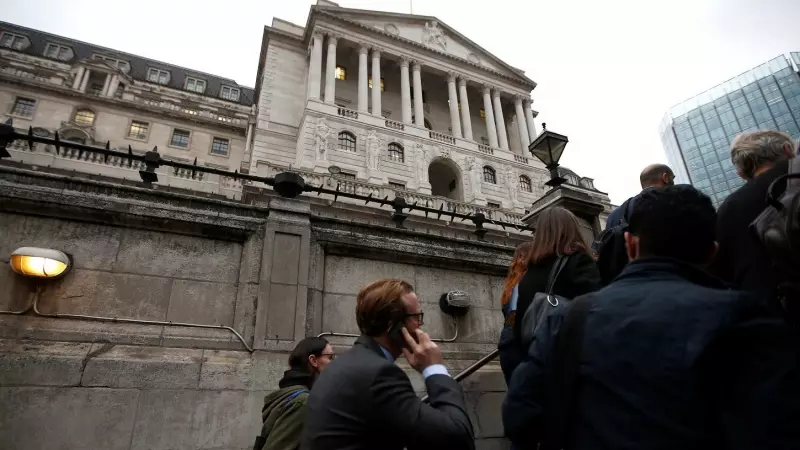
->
[423,21,447,51]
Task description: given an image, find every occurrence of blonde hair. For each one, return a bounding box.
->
[730,130,795,179]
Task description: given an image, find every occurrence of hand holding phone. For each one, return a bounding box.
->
[400,327,443,373]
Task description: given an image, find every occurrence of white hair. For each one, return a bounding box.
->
[730,130,795,179]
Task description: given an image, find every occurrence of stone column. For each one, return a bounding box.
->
[400,57,412,124]
[307,32,323,100]
[492,89,509,150]
[323,34,338,103]
[371,48,382,116]
[447,72,462,138]
[79,69,90,92]
[357,44,369,113]
[458,77,473,141]
[514,96,530,150]
[100,73,112,97]
[524,99,537,141]
[107,74,120,98]
[72,66,85,90]
[412,62,424,127]
[482,86,499,148]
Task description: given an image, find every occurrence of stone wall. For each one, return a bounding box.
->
[0,165,520,450]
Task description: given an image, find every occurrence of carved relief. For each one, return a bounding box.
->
[384,23,399,35]
[423,21,447,51]
[314,117,330,161]
[505,165,518,204]
[365,129,381,174]
[468,53,481,64]
[415,143,429,184]
[466,156,483,199]
[438,145,451,160]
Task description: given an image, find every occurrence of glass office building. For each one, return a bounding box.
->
[660,53,800,206]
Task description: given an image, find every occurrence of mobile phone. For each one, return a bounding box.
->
[388,321,408,349]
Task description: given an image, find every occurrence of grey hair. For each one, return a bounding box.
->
[730,131,795,179]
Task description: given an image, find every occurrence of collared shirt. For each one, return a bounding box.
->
[378,344,450,380]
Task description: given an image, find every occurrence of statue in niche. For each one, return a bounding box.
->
[415,143,428,184]
[314,118,330,160]
[423,21,447,50]
[365,129,381,173]
[466,156,482,198]
[505,165,518,204]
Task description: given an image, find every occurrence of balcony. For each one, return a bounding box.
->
[314,99,533,168]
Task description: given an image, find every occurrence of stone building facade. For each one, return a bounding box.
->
[0,21,255,200]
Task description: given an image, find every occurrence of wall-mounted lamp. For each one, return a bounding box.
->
[9,247,71,279]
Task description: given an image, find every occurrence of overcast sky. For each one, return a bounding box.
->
[4,0,799,203]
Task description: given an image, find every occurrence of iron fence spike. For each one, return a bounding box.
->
[54,131,60,155]
[27,126,33,150]
[127,145,133,167]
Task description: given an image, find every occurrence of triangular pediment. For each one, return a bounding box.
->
[315,7,534,87]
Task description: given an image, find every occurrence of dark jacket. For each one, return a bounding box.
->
[503,257,800,450]
[498,251,601,384]
[710,159,789,300]
[258,369,314,450]
[300,335,474,450]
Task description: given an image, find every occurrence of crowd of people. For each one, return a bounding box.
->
[254,129,800,450]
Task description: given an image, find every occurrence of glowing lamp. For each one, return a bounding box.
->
[9,247,71,279]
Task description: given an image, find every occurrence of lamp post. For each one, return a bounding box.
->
[528,122,568,188]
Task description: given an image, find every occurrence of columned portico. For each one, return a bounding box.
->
[482,86,499,148]
[323,34,338,103]
[492,89,509,150]
[514,96,530,149]
[307,32,323,100]
[458,77,473,141]
[357,44,369,112]
[447,72,462,139]
[412,62,424,127]
[400,57,412,124]
[523,99,537,141]
[371,48,381,116]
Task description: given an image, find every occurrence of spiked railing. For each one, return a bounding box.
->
[0,120,533,238]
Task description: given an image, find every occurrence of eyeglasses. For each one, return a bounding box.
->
[405,312,424,325]
[320,353,336,360]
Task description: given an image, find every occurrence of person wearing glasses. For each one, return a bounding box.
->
[300,278,474,450]
[254,337,335,450]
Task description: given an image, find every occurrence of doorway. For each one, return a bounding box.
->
[428,158,463,201]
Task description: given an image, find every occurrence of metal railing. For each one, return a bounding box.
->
[421,348,499,402]
[0,121,534,239]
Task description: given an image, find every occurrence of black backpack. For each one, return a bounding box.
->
[592,198,632,286]
[751,155,800,318]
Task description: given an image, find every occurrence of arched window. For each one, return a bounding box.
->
[483,166,496,184]
[338,131,356,152]
[388,142,404,163]
[519,175,532,192]
[73,108,95,126]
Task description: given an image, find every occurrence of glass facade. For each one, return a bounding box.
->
[660,53,800,206]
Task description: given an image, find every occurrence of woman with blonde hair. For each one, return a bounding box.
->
[497,207,601,383]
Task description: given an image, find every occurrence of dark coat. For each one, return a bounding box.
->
[300,335,474,450]
[258,369,314,450]
[498,252,601,383]
[503,257,800,450]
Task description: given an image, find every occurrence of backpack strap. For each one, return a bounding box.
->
[541,294,593,450]
[545,255,569,295]
[253,388,309,450]
[281,389,308,411]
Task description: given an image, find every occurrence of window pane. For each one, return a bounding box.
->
[73,109,95,126]
[11,97,36,118]
[211,137,229,156]
[338,132,356,152]
[388,143,404,162]
[128,121,149,140]
[170,129,190,148]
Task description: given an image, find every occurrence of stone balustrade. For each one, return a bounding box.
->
[429,130,456,145]
[384,119,405,131]
[514,154,529,164]
[337,107,359,119]
[477,144,494,155]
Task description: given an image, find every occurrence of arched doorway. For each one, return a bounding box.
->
[428,158,463,202]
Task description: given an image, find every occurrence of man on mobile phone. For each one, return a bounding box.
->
[300,278,474,450]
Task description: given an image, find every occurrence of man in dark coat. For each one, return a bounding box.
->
[503,185,800,450]
[300,278,474,450]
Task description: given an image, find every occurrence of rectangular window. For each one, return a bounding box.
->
[170,129,190,148]
[220,86,240,102]
[368,77,385,92]
[147,68,170,84]
[389,181,405,190]
[335,66,346,81]
[339,172,356,179]
[0,32,25,50]
[115,83,125,99]
[210,137,229,156]
[10,97,36,118]
[92,54,129,72]
[480,108,486,120]
[487,202,501,209]
[44,43,70,60]
[127,120,149,140]
[186,77,206,94]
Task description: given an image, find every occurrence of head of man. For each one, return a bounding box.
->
[639,164,675,189]
[355,278,424,358]
[730,130,795,181]
[624,185,717,266]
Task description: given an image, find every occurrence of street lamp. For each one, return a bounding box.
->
[528,122,568,187]
[9,247,72,279]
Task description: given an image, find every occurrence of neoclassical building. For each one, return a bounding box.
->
[251,0,609,223]
[0,21,255,200]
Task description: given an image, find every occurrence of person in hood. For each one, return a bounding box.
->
[255,337,334,450]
